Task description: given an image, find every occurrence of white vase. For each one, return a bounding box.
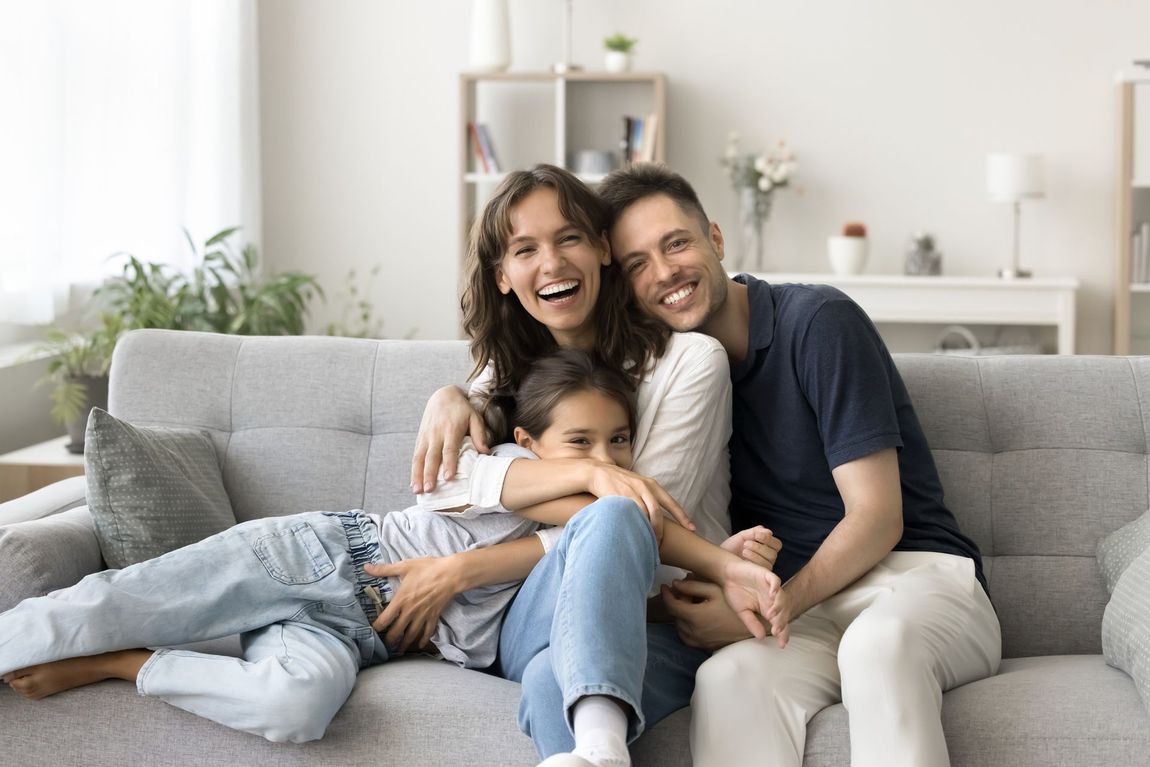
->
[827,236,868,275]
[605,51,631,73]
[469,0,510,72]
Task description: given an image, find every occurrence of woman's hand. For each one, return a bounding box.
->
[584,462,695,542]
[410,385,489,493]
[364,556,463,651]
[721,526,781,570]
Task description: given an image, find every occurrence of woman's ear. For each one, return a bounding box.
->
[495,266,512,295]
[513,426,534,450]
[598,232,612,265]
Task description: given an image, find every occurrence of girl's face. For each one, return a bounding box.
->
[515,389,633,469]
[495,187,611,350]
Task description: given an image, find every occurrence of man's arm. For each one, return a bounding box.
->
[666,448,903,649]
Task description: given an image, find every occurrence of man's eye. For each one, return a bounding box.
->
[668,239,687,250]
[626,259,645,273]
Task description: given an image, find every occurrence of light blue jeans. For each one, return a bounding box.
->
[0,511,389,743]
[497,497,711,757]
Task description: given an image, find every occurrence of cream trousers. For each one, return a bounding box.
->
[690,551,1001,767]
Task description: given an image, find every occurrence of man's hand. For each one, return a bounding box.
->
[410,385,489,493]
[661,579,754,650]
[721,526,781,570]
[584,462,695,542]
[761,585,793,648]
[364,556,462,651]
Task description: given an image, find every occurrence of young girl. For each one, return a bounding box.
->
[0,350,778,746]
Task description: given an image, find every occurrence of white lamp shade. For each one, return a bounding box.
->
[986,153,1045,201]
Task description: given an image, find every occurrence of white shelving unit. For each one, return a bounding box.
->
[458,71,666,271]
[1114,74,1150,354]
[757,273,1079,354]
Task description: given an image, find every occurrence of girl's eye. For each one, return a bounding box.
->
[611,434,631,445]
[569,438,590,446]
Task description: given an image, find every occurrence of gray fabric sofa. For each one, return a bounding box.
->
[2,328,1148,766]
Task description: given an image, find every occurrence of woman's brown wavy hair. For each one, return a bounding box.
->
[461,164,669,394]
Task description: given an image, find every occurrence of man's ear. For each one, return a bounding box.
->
[710,222,726,262]
[513,426,534,450]
[495,266,512,295]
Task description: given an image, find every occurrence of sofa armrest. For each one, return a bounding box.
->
[0,506,104,612]
[0,476,88,526]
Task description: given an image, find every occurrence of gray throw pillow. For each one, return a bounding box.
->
[85,408,236,568]
[1097,509,1150,594]
[1102,544,1150,710]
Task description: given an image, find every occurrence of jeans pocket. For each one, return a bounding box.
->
[253,522,337,585]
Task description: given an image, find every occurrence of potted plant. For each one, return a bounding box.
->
[98,227,323,336]
[34,313,124,453]
[603,33,637,73]
[828,222,869,275]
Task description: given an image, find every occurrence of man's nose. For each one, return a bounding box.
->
[650,253,678,285]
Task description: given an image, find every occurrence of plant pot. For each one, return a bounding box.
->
[828,236,868,275]
[468,0,511,72]
[605,51,631,73]
[65,374,109,454]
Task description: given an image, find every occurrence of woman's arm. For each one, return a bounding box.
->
[410,384,490,493]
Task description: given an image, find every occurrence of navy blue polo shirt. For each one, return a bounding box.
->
[729,275,986,591]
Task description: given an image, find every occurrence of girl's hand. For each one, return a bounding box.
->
[364,556,463,651]
[410,385,489,493]
[720,526,781,570]
[716,559,783,641]
[585,462,695,542]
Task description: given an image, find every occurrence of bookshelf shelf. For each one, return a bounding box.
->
[1115,76,1150,353]
[458,71,667,294]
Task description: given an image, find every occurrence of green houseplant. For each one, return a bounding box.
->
[34,313,125,453]
[603,33,637,73]
[99,227,323,336]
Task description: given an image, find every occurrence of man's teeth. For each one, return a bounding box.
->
[538,280,579,297]
[663,284,695,306]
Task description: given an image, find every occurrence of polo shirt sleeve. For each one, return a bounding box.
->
[796,298,903,470]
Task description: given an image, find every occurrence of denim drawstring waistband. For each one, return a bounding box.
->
[324,510,393,626]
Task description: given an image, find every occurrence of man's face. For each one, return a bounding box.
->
[609,194,728,333]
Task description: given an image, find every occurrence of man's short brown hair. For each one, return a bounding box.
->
[599,163,712,235]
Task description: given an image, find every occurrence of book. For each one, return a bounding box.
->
[476,123,501,174]
[641,112,659,163]
[468,122,488,173]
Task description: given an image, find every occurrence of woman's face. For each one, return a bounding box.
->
[495,187,611,350]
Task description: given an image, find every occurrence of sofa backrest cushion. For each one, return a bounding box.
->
[897,354,1150,658]
[109,331,1149,658]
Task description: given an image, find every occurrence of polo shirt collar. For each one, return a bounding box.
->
[733,273,775,351]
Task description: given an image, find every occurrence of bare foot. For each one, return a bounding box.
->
[2,649,152,700]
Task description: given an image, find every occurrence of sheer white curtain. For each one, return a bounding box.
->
[0,0,260,325]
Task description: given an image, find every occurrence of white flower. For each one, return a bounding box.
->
[770,163,791,183]
[753,155,768,174]
[758,175,774,192]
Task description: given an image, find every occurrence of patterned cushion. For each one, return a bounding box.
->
[1097,510,1150,594]
[84,408,236,568]
[1102,545,1150,709]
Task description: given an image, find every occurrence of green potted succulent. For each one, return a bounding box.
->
[34,313,125,453]
[603,33,637,73]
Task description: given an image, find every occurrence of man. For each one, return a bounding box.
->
[599,164,1001,767]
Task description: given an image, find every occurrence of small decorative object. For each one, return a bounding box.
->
[904,232,942,276]
[720,131,798,272]
[469,0,511,73]
[603,33,637,73]
[828,222,868,275]
[986,152,1045,279]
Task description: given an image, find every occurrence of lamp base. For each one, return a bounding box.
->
[997,266,1033,279]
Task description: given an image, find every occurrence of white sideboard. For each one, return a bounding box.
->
[748,274,1080,354]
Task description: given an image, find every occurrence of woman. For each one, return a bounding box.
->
[387,165,779,767]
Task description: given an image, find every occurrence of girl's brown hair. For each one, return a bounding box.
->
[481,349,637,445]
[461,164,668,395]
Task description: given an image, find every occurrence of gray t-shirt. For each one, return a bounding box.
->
[370,443,541,668]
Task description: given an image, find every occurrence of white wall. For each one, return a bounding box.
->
[258,0,1150,353]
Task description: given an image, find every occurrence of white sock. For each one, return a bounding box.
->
[570,696,631,767]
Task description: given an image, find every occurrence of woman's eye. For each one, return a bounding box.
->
[560,234,581,244]
[514,247,535,257]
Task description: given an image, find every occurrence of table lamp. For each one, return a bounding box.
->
[986,153,1045,279]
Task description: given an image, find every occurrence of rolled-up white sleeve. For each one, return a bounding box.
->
[415,441,536,517]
